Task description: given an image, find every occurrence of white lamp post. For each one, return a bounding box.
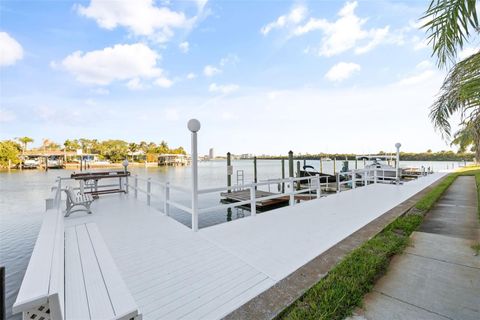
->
[188,119,201,232]
[122,158,129,172]
[395,142,401,183]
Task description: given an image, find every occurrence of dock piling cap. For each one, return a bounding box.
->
[188,119,201,132]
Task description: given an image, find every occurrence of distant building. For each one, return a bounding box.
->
[209,148,215,160]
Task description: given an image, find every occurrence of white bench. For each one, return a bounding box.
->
[13,208,141,320]
[64,186,94,217]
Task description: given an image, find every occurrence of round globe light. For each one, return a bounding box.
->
[122,159,129,167]
[395,142,401,149]
[187,119,201,132]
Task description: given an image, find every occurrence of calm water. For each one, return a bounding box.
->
[0,159,467,319]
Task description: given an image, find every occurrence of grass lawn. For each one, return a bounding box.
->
[277,166,480,320]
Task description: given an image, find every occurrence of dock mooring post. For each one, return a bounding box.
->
[253,156,257,190]
[296,161,301,191]
[288,151,294,177]
[320,158,323,173]
[227,152,232,193]
[333,158,336,174]
[188,119,201,232]
[281,159,285,193]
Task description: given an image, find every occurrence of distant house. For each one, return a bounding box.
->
[158,154,191,166]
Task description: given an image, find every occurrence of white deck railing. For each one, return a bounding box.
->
[125,169,404,231]
[49,168,407,232]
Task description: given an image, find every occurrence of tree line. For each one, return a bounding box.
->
[0,137,186,167]
[257,150,475,162]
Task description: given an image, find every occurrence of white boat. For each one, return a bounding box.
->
[356,155,398,179]
[22,159,39,169]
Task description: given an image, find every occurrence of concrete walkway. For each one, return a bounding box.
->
[351,176,480,320]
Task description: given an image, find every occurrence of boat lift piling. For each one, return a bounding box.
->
[288,151,294,178]
[227,152,232,193]
[253,156,258,190]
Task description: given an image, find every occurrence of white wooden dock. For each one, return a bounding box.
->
[58,172,446,319]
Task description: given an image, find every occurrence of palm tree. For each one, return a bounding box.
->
[16,137,34,154]
[422,0,479,162]
[451,119,479,159]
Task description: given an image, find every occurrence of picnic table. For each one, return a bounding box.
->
[71,171,130,197]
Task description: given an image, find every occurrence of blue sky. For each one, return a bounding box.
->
[0,0,476,155]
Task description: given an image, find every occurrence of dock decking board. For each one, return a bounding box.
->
[62,172,446,319]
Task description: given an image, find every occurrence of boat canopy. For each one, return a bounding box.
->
[355,155,396,160]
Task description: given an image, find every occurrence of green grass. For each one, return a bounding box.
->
[414,174,458,211]
[276,169,479,320]
[472,243,480,256]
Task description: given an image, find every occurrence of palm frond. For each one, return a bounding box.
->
[421,0,479,68]
[430,51,480,137]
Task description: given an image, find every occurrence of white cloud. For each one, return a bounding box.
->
[186,72,197,79]
[209,83,239,94]
[91,87,110,95]
[261,5,307,35]
[325,62,361,82]
[293,1,390,57]
[0,109,16,122]
[203,54,238,78]
[126,78,145,90]
[154,77,173,88]
[58,43,163,85]
[77,0,192,43]
[397,70,435,86]
[0,32,23,67]
[179,41,189,53]
[203,65,221,77]
[354,26,390,54]
[219,54,239,67]
[458,47,479,60]
[412,36,429,51]
[416,60,433,70]
[165,107,179,120]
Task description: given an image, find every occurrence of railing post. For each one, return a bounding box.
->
[134,175,138,198]
[250,186,256,216]
[364,171,368,186]
[336,172,340,193]
[374,169,378,184]
[352,170,356,189]
[316,175,321,199]
[188,119,200,232]
[147,178,151,206]
[289,177,295,206]
[164,182,170,216]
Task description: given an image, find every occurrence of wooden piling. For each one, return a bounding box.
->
[288,151,294,177]
[355,159,358,169]
[320,158,323,173]
[253,156,257,190]
[281,159,285,193]
[227,152,232,193]
[333,158,336,174]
